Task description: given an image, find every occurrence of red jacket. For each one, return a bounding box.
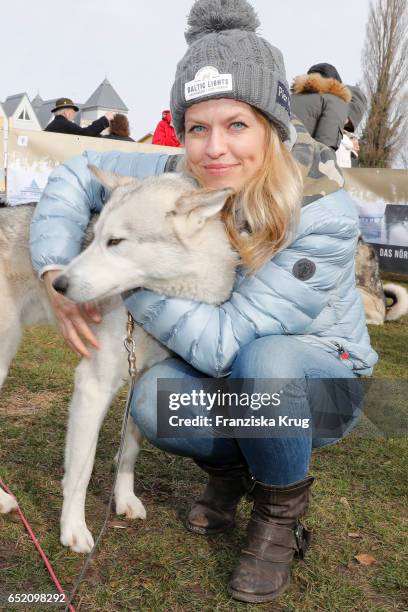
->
[152,111,181,147]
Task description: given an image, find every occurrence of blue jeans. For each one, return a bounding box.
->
[130,336,363,485]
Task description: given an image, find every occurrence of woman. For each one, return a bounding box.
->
[104,113,135,142]
[30,0,378,603]
[336,85,367,168]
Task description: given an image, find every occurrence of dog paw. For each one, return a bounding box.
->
[115,492,146,520]
[0,493,18,514]
[60,522,94,553]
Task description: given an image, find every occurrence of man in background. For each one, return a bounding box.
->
[45,98,114,137]
[290,63,351,151]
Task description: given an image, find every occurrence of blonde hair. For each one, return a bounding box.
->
[184,111,303,273]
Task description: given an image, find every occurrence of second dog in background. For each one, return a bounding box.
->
[355,237,408,325]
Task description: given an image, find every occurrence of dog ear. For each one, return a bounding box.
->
[176,188,233,219]
[172,188,233,239]
[88,164,139,190]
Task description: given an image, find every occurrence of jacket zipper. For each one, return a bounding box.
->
[333,342,349,360]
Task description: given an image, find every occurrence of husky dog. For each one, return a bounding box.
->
[385,204,408,245]
[355,237,408,325]
[0,168,237,553]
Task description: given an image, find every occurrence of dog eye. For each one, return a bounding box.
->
[107,238,124,247]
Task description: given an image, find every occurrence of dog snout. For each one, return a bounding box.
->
[53,274,69,295]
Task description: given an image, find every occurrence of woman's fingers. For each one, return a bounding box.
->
[84,302,102,323]
[62,318,92,359]
[57,310,100,358]
[71,311,100,351]
[56,318,84,358]
[43,270,103,357]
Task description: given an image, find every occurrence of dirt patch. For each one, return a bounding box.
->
[0,389,59,416]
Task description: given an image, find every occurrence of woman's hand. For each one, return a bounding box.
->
[43,270,102,358]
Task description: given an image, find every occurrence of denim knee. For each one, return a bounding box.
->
[130,357,201,442]
[231,336,307,379]
[130,367,159,442]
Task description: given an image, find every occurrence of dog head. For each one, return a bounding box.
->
[53,166,237,303]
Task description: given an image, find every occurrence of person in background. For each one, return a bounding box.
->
[336,86,368,168]
[152,109,181,147]
[290,63,352,151]
[104,113,135,142]
[45,98,114,137]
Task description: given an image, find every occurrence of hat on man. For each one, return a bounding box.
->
[51,98,79,113]
[307,63,342,83]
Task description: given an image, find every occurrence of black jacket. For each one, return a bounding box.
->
[44,115,109,137]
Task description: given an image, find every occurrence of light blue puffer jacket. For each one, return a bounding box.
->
[30,141,378,378]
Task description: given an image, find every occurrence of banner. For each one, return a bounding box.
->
[0,125,5,198]
[344,168,408,276]
[5,127,182,206]
[3,128,408,276]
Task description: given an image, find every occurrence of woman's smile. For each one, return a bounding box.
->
[203,163,241,175]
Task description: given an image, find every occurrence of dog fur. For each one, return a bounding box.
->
[355,237,408,324]
[2,180,407,547]
[0,170,237,553]
[291,73,352,103]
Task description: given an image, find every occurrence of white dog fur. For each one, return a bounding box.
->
[0,169,237,553]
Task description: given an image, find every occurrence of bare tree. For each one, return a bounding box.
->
[396,146,408,169]
[359,0,408,167]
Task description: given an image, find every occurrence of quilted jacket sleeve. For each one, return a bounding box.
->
[125,190,360,377]
[313,94,348,150]
[30,150,169,274]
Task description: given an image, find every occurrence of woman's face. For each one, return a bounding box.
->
[184,98,267,191]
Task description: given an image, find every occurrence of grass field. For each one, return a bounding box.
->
[0,304,407,611]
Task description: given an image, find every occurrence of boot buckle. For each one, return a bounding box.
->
[294,522,311,559]
[245,475,257,501]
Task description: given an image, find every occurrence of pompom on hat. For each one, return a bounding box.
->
[170,0,291,142]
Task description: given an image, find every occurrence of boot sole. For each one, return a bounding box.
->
[185,519,235,536]
[227,576,290,603]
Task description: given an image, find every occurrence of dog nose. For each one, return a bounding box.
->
[52,274,69,295]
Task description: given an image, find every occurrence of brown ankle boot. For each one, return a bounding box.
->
[228,475,314,603]
[186,462,253,535]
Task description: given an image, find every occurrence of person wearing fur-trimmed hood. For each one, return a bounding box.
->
[30,0,377,603]
[290,63,352,151]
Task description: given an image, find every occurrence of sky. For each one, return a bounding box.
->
[1,0,372,138]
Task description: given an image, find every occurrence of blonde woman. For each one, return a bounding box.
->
[30,0,377,603]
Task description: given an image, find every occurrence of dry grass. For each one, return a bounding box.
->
[0,313,407,611]
[0,389,60,417]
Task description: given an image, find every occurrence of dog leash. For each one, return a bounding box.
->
[1,315,138,610]
[63,313,138,610]
[0,478,76,612]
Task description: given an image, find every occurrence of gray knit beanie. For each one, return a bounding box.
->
[170,0,291,142]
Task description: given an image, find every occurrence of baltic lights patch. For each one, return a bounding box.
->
[185,66,233,101]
